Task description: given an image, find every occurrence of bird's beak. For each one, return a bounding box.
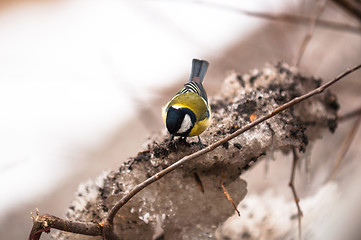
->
[170,134,174,141]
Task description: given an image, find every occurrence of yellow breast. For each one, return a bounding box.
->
[162,92,211,136]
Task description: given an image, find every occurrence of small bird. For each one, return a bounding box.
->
[162,59,211,144]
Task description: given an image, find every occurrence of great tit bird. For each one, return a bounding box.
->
[162,59,211,143]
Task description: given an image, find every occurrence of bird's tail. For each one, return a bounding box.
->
[189,59,209,83]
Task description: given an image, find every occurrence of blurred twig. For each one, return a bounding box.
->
[221,176,241,216]
[338,106,361,122]
[189,0,361,35]
[295,0,329,66]
[242,9,361,34]
[289,148,303,240]
[332,0,361,21]
[327,115,361,181]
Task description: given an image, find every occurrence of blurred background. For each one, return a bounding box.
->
[0,0,360,239]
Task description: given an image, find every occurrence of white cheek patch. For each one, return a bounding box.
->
[177,114,192,134]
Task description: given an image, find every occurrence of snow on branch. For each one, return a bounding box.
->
[32,62,347,240]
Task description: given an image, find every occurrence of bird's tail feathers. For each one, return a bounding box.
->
[189,59,209,83]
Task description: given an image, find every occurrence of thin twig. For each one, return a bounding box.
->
[327,115,361,181]
[220,178,241,216]
[29,212,102,240]
[289,148,303,240]
[295,0,329,66]
[194,172,205,193]
[29,211,121,240]
[338,106,361,122]
[106,63,361,225]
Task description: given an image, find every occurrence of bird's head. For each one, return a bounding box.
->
[166,106,196,137]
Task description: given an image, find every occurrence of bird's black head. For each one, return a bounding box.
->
[166,106,196,137]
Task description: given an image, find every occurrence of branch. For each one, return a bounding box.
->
[289,147,303,240]
[30,62,360,240]
[106,63,361,225]
[295,0,329,66]
[239,11,361,35]
[332,0,361,21]
[327,115,361,181]
[29,210,101,240]
[338,106,361,121]
[191,0,361,35]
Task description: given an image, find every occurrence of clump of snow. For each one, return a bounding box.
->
[53,63,338,239]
